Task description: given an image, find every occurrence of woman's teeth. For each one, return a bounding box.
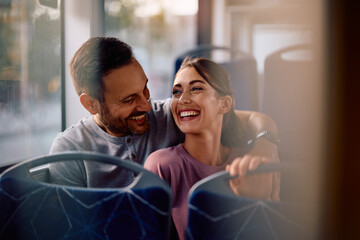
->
[180,111,199,118]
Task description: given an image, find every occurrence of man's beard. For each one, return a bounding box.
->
[99,103,149,136]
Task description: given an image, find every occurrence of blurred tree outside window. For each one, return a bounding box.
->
[0,0,61,166]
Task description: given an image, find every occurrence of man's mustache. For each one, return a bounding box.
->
[128,111,147,118]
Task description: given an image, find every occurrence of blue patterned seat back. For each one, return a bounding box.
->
[0,152,172,240]
[186,165,309,240]
[262,44,314,162]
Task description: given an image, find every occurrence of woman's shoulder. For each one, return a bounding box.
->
[144,144,185,179]
[145,144,183,166]
[148,144,180,157]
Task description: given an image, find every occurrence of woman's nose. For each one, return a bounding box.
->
[179,91,191,104]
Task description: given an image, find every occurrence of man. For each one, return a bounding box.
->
[49,37,279,199]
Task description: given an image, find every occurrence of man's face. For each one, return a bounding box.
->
[95,60,151,137]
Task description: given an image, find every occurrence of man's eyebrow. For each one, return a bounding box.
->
[174,79,205,87]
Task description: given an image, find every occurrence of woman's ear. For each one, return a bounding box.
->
[80,93,100,115]
[219,95,232,114]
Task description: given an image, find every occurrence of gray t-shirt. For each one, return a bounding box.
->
[49,98,184,187]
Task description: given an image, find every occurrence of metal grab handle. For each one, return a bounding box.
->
[189,162,300,197]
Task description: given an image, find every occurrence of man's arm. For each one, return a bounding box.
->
[229,110,280,201]
[235,110,279,160]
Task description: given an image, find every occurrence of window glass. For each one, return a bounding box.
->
[104,0,198,100]
[0,0,61,166]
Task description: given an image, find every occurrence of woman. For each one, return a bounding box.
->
[144,57,274,239]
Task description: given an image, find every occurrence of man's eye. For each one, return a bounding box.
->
[122,96,135,103]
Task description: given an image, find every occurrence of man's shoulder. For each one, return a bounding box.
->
[56,116,92,138]
[50,116,95,152]
[149,98,171,113]
[146,98,184,144]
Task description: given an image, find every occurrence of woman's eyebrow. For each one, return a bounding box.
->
[189,79,205,85]
[174,79,205,88]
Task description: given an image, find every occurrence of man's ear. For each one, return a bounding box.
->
[219,95,232,114]
[79,93,100,115]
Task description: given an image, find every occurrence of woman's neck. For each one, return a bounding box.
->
[183,131,230,166]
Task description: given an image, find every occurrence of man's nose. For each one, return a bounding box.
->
[136,94,151,112]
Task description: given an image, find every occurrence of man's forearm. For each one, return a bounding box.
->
[235,110,281,201]
[235,110,279,158]
[235,110,278,137]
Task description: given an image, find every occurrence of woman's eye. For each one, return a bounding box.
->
[172,89,182,95]
[192,87,203,91]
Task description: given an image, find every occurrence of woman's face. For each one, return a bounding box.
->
[171,67,226,135]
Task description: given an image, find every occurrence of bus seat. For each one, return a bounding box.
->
[262,44,314,162]
[186,163,309,240]
[173,45,259,111]
[0,152,172,240]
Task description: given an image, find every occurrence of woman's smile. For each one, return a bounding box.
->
[179,109,200,120]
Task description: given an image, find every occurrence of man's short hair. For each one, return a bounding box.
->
[69,37,134,101]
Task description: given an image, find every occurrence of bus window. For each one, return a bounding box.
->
[104,0,198,100]
[0,0,61,167]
